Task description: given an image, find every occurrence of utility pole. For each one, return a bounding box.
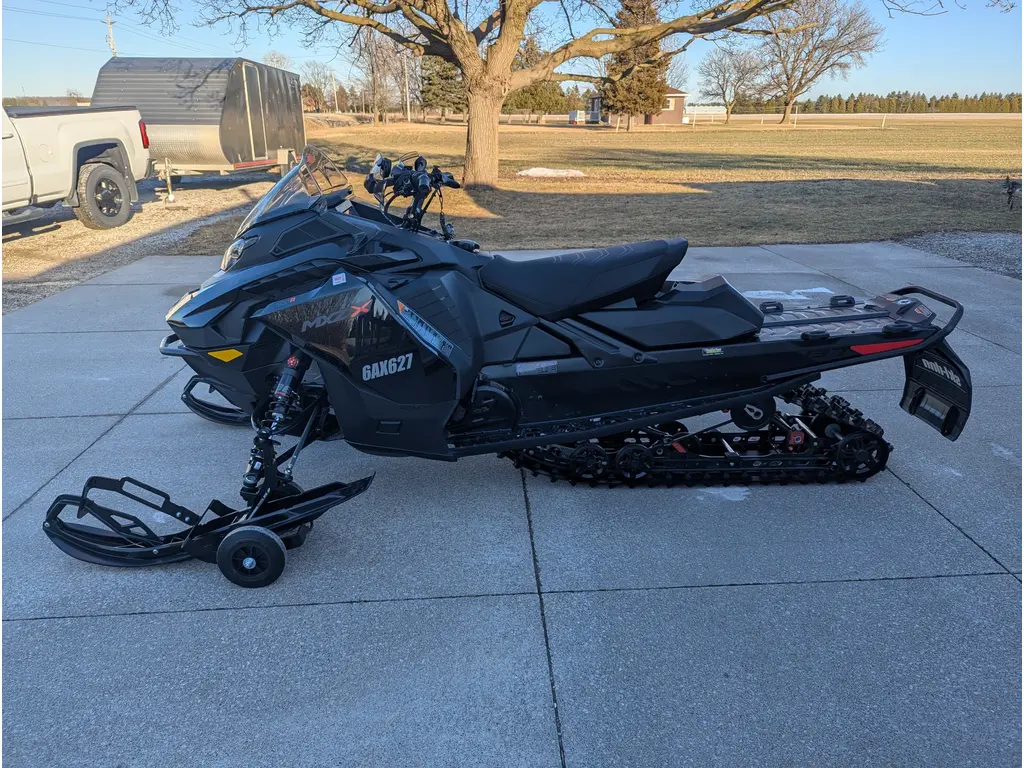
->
[105,12,117,57]
[402,53,411,122]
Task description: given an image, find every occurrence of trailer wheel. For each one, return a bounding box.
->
[73,163,133,229]
[216,526,287,588]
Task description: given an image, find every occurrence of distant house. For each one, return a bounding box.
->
[585,87,690,125]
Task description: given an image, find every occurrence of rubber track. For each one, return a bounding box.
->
[501,385,891,488]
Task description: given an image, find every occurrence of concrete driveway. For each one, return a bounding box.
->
[3,242,1020,767]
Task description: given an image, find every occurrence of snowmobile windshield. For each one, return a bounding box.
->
[236,145,349,236]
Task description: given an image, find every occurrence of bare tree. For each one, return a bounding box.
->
[697,47,764,122]
[115,0,810,186]
[667,55,691,93]
[350,31,400,123]
[263,50,293,70]
[757,0,884,123]
[301,60,340,111]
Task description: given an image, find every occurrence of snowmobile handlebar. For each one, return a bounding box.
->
[364,155,461,233]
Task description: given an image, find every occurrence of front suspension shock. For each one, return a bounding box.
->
[240,353,310,503]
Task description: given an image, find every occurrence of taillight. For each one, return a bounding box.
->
[138,119,150,149]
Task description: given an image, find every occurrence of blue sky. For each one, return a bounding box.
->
[2,0,1021,98]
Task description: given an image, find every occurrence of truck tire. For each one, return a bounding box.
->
[73,163,133,229]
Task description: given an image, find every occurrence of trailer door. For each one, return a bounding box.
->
[243,63,268,160]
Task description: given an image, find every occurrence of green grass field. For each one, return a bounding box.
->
[176,116,1022,254]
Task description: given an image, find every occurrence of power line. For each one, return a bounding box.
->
[110,24,221,55]
[33,0,229,53]
[5,5,219,56]
[16,0,344,64]
[2,37,121,54]
[3,6,104,22]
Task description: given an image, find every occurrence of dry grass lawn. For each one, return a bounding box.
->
[175,116,1022,253]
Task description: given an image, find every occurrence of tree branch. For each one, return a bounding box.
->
[203,0,453,57]
[513,0,797,87]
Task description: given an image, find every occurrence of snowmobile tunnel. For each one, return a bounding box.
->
[91,57,305,173]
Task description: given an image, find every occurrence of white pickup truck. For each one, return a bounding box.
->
[2,105,152,229]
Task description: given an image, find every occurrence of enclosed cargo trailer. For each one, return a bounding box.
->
[91,57,304,183]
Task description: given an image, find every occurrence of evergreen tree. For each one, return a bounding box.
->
[504,37,568,121]
[600,0,668,131]
[420,56,466,122]
[565,85,585,111]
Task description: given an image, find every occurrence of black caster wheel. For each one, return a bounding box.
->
[835,432,890,479]
[216,526,287,588]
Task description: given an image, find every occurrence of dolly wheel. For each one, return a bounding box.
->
[217,526,287,588]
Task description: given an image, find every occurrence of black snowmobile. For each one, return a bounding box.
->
[45,146,973,587]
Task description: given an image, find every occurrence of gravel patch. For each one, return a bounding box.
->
[900,231,1022,279]
[2,174,274,313]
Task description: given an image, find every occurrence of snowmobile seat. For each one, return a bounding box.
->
[479,238,688,320]
[581,275,765,349]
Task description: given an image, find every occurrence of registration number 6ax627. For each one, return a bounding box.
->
[362,353,414,382]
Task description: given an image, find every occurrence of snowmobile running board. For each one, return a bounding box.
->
[44,474,373,569]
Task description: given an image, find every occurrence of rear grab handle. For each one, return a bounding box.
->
[889,285,964,343]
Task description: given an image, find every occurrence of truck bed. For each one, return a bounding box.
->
[4,106,138,118]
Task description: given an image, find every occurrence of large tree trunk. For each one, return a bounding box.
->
[626,113,634,132]
[779,101,794,124]
[463,86,503,188]
[725,103,733,124]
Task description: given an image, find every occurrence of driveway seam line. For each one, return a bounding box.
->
[6,329,169,335]
[1,590,538,623]
[539,571,1008,597]
[3,411,184,421]
[884,467,1014,574]
[2,571,1008,623]
[521,471,568,768]
[756,243,976,271]
[2,363,186,523]
[753,244,827,274]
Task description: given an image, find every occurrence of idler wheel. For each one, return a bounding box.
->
[835,432,890,479]
[615,444,654,480]
[568,444,610,480]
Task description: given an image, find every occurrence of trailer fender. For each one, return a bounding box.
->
[66,140,139,206]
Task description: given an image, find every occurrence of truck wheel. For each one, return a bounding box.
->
[73,163,133,229]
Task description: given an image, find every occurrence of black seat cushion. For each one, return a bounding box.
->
[479,238,688,320]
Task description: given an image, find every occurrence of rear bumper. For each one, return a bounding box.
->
[900,339,972,440]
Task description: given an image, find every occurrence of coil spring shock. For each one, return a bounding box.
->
[240,354,310,503]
